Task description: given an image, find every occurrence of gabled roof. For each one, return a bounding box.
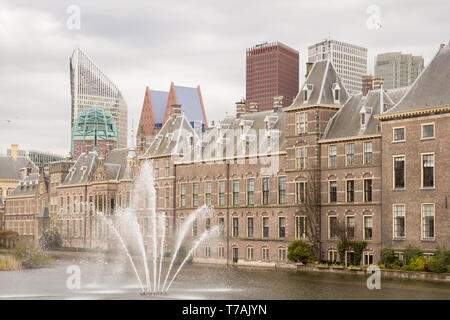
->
[61,148,132,186]
[8,173,40,197]
[151,90,170,124]
[287,59,350,109]
[322,89,394,141]
[142,114,196,158]
[0,156,38,180]
[382,44,450,116]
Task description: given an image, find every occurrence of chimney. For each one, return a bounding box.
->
[362,75,373,96]
[247,101,259,113]
[170,104,182,118]
[273,96,283,112]
[236,100,246,118]
[11,144,18,159]
[373,78,383,90]
[305,62,314,78]
[440,43,445,49]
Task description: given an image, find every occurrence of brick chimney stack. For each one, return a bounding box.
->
[273,96,283,112]
[247,101,259,113]
[170,104,182,118]
[236,100,246,118]
[11,144,18,159]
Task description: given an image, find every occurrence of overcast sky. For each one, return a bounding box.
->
[0,0,448,156]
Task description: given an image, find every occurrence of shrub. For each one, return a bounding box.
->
[39,229,63,250]
[406,256,429,272]
[379,247,398,269]
[177,246,193,264]
[350,241,367,266]
[428,248,450,273]
[337,241,346,263]
[287,240,311,264]
[13,241,54,269]
[404,245,421,265]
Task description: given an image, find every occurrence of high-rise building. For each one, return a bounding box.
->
[71,107,118,160]
[69,48,128,149]
[308,38,367,95]
[246,42,299,111]
[374,52,424,90]
[7,147,65,167]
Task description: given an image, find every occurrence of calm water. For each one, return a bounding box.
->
[0,255,449,300]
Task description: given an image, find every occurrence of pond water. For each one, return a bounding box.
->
[0,255,449,300]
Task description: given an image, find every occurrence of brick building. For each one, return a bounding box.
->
[246,42,299,111]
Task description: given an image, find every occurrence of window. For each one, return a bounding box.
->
[364,216,373,240]
[247,179,254,205]
[278,177,286,204]
[205,181,212,206]
[296,112,307,135]
[262,248,269,261]
[262,217,269,237]
[165,159,170,176]
[218,181,225,206]
[218,246,225,258]
[262,178,269,205]
[393,156,405,189]
[346,143,354,166]
[422,154,434,188]
[295,216,306,239]
[364,141,372,165]
[192,182,199,207]
[328,250,338,262]
[155,160,159,178]
[393,127,405,141]
[346,216,355,239]
[247,247,254,260]
[180,183,186,207]
[278,217,286,237]
[422,204,435,239]
[278,248,286,261]
[205,218,210,232]
[295,147,307,169]
[360,113,366,126]
[329,181,337,203]
[232,180,239,206]
[363,252,374,266]
[329,216,337,239]
[364,179,372,202]
[346,180,354,203]
[165,187,170,208]
[205,246,210,257]
[422,124,434,139]
[218,217,225,237]
[192,218,197,236]
[329,145,337,167]
[393,204,405,239]
[296,182,307,204]
[232,217,239,237]
[246,217,254,237]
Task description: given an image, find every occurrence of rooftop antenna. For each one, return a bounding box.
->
[129,118,136,148]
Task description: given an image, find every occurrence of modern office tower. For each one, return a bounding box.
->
[7,147,65,167]
[374,52,424,89]
[71,107,118,160]
[308,38,367,95]
[69,48,128,149]
[246,41,299,111]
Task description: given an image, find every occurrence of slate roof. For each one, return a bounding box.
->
[174,85,206,125]
[37,207,50,218]
[0,156,38,180]
[287,59,350,109]
[61,148,132,186]
[143,109,286,162]
[385,86,409,105]
[383,44,450,115]
[322,89,394,140]
[150,90,169,124]
[8,173,40,197]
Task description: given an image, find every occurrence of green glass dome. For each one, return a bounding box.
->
[71,107,118,154]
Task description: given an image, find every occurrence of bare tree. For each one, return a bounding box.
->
[298,167,321,260]
[334,219,351,265]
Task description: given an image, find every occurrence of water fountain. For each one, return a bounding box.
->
[96,161,216,296]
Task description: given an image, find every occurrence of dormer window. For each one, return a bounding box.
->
[332,83,341,103]
[361,113,366,126]
[302,84,313,102]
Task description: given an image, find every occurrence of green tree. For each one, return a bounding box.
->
[350,241,367,266]
[404,245,421,265]
[379,247,398,268]
[287,240,311,264]
[39,229,63,250]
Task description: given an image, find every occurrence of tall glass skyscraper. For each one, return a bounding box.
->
[69,48,128,150]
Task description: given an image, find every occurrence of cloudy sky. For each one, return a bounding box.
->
[0,0,448,156]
